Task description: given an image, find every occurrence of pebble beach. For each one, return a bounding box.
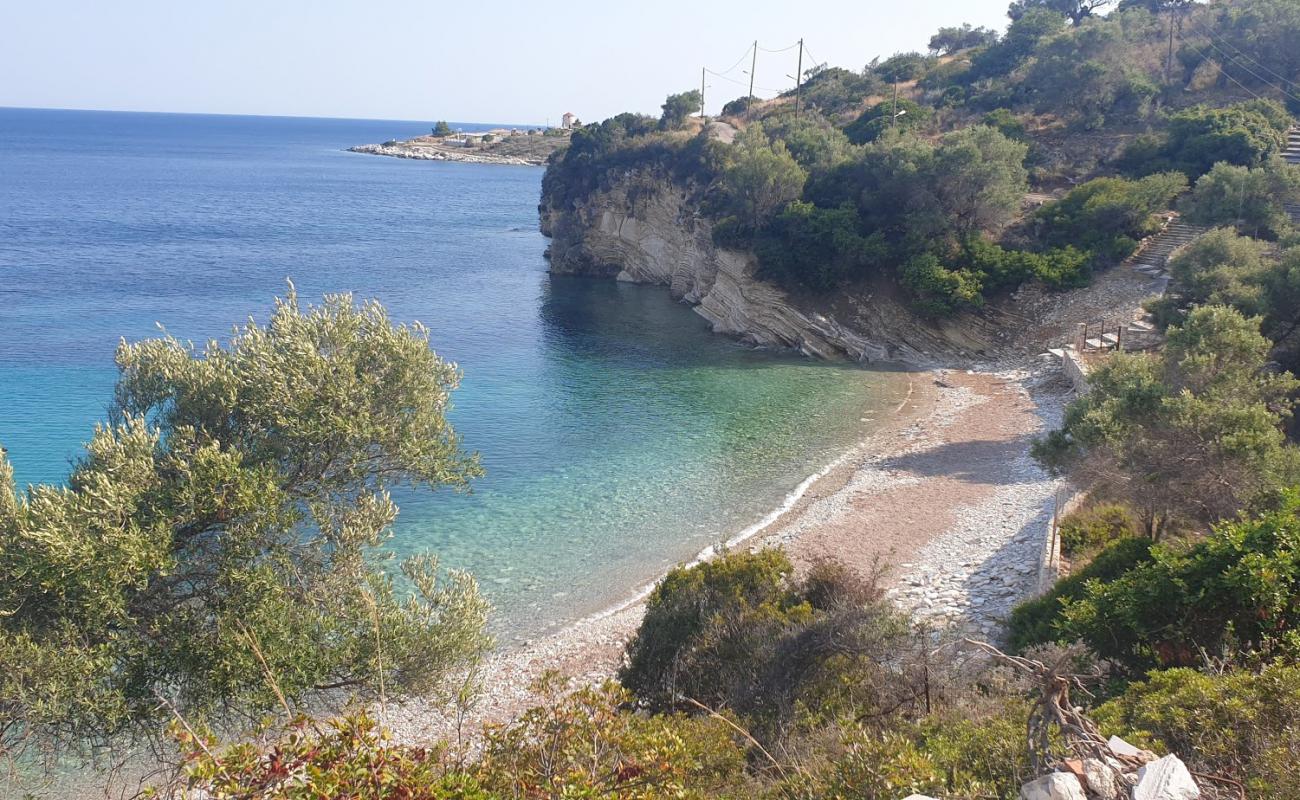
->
[388,361,1072,745]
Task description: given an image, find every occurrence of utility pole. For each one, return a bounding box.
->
[891,81,900,126]
[700,67,707,119]
[746,40,757,116]
[1164,5,1176,86]
[793,38,804,120]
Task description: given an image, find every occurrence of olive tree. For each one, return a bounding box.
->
[0,288,491,758]
[719,123,807,233]
[1035,305,1300,537]
[660,90,703,130]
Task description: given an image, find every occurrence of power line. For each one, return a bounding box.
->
[757,41,801,54]
[1185,25,1300,105]
[711,42,756,78]
[1182,38,1272,104]
[1187,20,1300,93]
[704,68,783,94]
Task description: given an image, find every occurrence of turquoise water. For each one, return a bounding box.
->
[0,107,905,639]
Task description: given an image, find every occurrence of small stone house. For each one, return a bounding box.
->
[561,112,576,130]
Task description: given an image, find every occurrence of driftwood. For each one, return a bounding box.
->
[965,640,1148,774]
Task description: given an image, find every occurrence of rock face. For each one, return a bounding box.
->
[540,168,1008,365]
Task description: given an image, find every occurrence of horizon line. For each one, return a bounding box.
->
[0,104,547,129]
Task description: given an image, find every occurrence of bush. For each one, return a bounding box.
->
[900,253,985,315]
[178,682,751,800]
[844,98,930,145]
[1034,172,1188,265]
[620,550,913,736]
[620,549,808,711]
[1008,536,1155,653]
[1095,661,1300,799]
[1050,495,1300,673]
[1182,159,1300,238]
[1119,100,1293,178]
[752,201,886,291]
[960,237,1090,291]
[1058,503,1141,557]
[788,67,884,120]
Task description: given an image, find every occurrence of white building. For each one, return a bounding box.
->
[561,112,577,130]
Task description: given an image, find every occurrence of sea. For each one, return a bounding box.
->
[0,106,907,641]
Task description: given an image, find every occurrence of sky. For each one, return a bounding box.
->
[0,0,1012,125]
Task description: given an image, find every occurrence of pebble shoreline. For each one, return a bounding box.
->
[386,362,1073,745]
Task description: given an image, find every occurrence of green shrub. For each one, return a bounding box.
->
[621,550,913,736]
[981,108,1028,141]
[1095,661,1300,799]
[1008,536,1155,653]
[1058,503,1140,557]
[1034,172,1188,265]
[900,253,985,315]
[178,682,751,800]
[844,98,930,145]
[1182,159,1300,238]
[1119,100,1293,178]
[1051,495,1300,673]
[620,549,808,710]
[752,201,886,291]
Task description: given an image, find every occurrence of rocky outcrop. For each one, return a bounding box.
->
[540,169,1008,365]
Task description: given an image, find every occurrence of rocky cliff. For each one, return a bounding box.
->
[539,169,1026,365]
[539,167,1165,366]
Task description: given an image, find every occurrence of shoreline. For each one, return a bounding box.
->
[387,360,1070,745]
[347,131,568,167]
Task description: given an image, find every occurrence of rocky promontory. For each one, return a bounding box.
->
[349,129,569,166]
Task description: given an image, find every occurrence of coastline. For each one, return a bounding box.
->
[348,131,568,167]
[387,360,1070,745]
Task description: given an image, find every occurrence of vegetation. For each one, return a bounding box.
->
[928,24,999,55]
[1119,100,1294,178]
[431,120,452,137]
[1032,172,1188,266]
[1035,305,1299,536]
[1058,503,1141,557]
[1014,494,1300,674]
[1150,229,1300,372]
[1181,159,1300,238]
[660,89,702,130]
[716,123,807,232]
[1095,662,1300,799]
[0,290,490,757]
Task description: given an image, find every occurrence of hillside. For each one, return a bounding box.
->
[538,0,1300,368]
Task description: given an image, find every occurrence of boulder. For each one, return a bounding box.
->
[1107,735,1156,763]
[1133,755,1200,800]
[1021,772,1087,800]
[1082,757,1122,800]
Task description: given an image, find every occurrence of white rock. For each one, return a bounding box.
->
[1082,758,1121,800]
[1021,772,1087,800]
[1133,755,1200,800]
[1107,735,1144,757]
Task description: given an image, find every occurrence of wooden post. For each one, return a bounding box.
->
[794,39,804,120]
[746,40,757,116]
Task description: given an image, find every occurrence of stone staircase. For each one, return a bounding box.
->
[1043,215,1207,379]
[1124,216,1209,287]
[1285,126,1300,166]
[1286,128,1300,225]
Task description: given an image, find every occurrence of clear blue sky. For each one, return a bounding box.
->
[1,0,1011,124]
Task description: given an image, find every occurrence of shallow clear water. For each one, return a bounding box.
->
[0,107,906,638]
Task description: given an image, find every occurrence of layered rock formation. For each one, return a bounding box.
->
[541,169,1022,364]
